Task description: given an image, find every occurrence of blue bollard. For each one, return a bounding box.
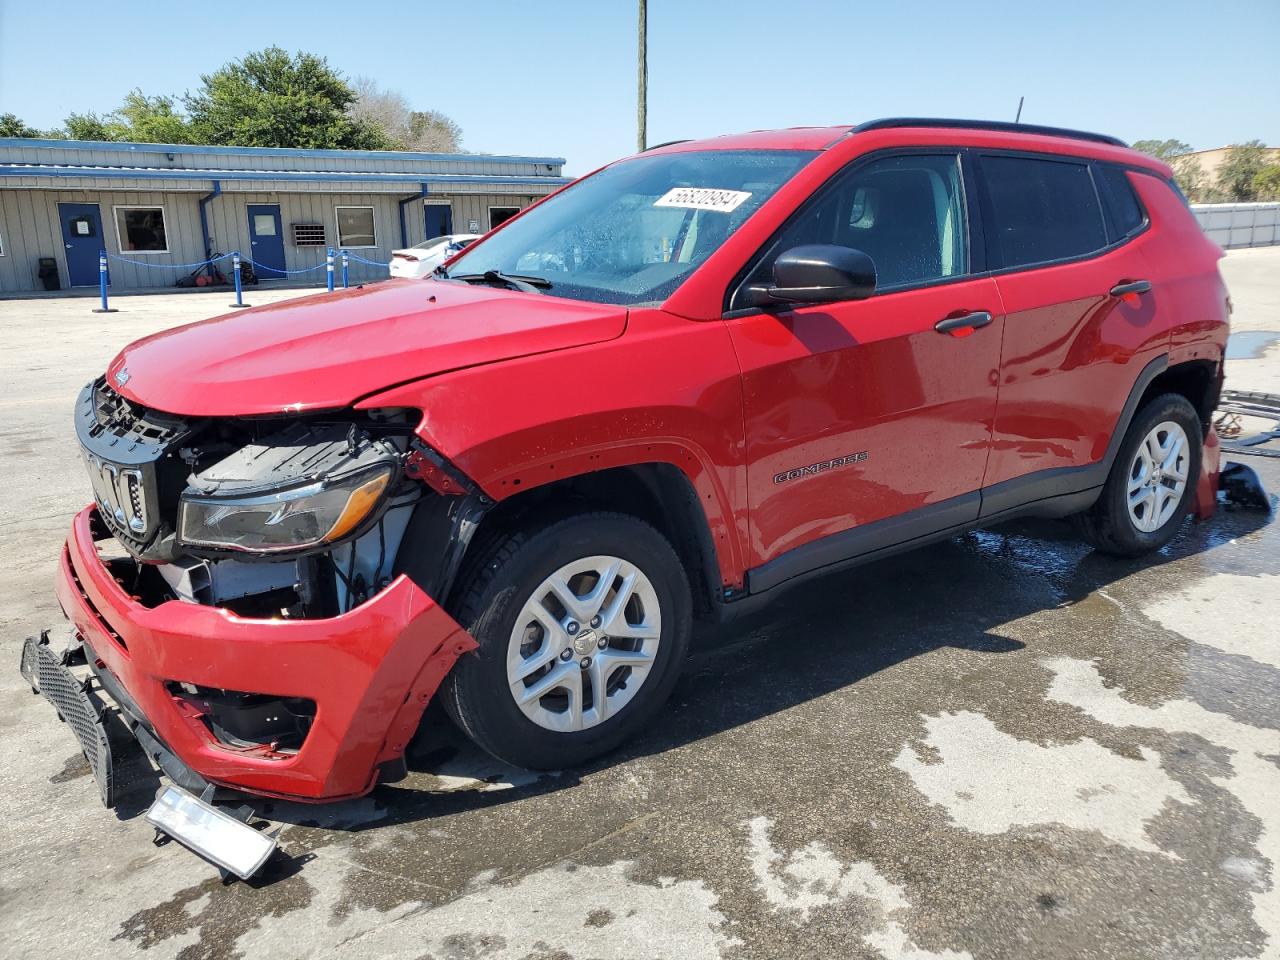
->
[326,248,335,292]
[92,250,117,313]
[341,250,349,289]
[229,252,250,308]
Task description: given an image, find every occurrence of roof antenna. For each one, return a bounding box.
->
[1015,96,1025,123]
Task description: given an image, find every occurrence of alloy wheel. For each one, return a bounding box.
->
[1126,420,1190,533]
[506,555,661,733]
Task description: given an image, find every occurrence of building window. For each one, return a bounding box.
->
[335,206,377,248]
[113,206,170,254]
[488,206,520,230]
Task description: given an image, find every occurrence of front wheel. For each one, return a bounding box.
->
[1073,393,1203,556]
[441,512,692,770]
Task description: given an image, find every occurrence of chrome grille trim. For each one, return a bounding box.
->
[82,451,150,536]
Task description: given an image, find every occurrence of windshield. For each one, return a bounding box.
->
[411,236,452,252]
[441,149,817,305]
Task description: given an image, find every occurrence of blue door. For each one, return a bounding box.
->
[58,202,106,287]
[247,204,286,279]
[423,203,453,239]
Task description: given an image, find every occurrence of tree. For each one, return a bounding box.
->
[1217,141,1271,202]
[1130,137,1213,201]
[406,110,462,152]
[185,47,392,149]
[1131,139,1192,162]
[0,113,42,137]
[64,112,119,141]
[1253,165,1280,202]
[349,77,462,151]
[114,91,192,143]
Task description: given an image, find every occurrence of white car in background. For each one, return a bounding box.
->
[389,234,482,279]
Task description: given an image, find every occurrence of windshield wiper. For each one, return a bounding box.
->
[448,270,552,294]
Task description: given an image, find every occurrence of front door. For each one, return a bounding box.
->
[726,151,1003,586]
[424,203,453,239]
[58,202,105,287]
[247,204,286,279]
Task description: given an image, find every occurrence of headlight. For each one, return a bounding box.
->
[178,465,392,554]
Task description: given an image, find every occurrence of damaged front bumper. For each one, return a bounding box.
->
[31,504,477,808]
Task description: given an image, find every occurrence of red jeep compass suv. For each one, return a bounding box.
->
[28,119,1228,811]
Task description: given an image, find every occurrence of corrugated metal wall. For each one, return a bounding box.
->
[0,188,539,292]
[1192,202,1280,249]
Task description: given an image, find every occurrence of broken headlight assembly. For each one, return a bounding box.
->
[177,421,404,557]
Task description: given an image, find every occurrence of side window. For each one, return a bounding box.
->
[979,155,1106,267]
[731,153,966,309]
[1096,165,1146,239]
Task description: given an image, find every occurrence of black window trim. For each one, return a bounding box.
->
[969,148,1151,276]
[723,146,978,318]
[1095,161,1152,243]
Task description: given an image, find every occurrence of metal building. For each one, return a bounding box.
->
[0,138,569,294]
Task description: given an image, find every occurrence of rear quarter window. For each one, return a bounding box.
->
[980,155,1107,268]
[1096,165,1147,238]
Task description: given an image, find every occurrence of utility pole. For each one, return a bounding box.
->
[637,0,647,152]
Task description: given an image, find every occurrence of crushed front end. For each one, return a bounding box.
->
[23,378,481,812]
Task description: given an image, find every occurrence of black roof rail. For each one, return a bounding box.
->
[644,139,692,152]
[850,118,1127,148]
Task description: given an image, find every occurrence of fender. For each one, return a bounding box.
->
[358,307,751,591]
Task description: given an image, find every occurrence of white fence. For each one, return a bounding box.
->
[1191,202,1280,249]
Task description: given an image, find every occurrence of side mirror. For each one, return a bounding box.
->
[742,244,877,308]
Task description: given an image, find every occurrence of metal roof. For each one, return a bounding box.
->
[0,162,571,188]
[0,136,565,167]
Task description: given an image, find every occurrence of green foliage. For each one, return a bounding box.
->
[1217,141,1271,202]
[11,49,461,152]
[184,47,394,149]
[63,112,120,141]
[0,113,42,137]
[1131,139,1192,162]
[1129,138,1213,201]
[114,91,193,143]
[1253,165,1280,202]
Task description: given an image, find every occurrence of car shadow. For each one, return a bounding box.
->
[251,495,1271,836]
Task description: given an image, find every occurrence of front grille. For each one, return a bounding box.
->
[88,379,186,447]
[75,378,194,556]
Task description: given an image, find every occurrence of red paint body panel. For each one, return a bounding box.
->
[727,277,1003,566]
[362,308,752,589]
[51,123,1230,803]
[983,243,1166,484]
[108,279,626,416]
[56,506,475,801]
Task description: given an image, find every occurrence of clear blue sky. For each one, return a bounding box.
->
[1,0,1276,174]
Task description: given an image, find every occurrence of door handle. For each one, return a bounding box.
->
[934,311,994,337]
[1110,279,1151,298]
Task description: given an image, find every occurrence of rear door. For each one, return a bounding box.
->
[58,202,105,287]
[974,153,1160,505]
[247,204,286,279]
[726,151,1004,584]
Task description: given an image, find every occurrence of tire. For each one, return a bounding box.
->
[1073,393,1203,556]
[441,512,692,770]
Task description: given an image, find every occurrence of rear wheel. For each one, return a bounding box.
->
[442,512,691,769]
[1074,393,1202,556]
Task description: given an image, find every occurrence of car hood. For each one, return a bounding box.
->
[107,279,628,416]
